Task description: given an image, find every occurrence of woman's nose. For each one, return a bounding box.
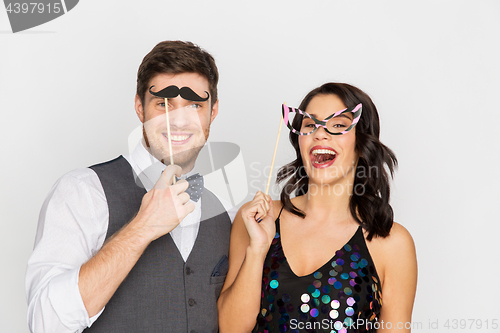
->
[313,125,330,140]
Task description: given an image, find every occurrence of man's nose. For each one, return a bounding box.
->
[168,104,196,129]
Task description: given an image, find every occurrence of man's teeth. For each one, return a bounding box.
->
[170,135,190,141]
[312,149,336,156]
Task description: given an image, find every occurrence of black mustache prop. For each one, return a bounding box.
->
[149,85,210,102]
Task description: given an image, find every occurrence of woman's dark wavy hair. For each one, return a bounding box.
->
[276,83,397,240]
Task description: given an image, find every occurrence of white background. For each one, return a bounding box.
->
[1,1,499,332]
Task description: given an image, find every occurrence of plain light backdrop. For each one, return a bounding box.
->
[1,1,499,332]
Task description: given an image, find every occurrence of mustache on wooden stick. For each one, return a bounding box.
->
[149,85,209,102]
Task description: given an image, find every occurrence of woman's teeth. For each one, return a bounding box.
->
[312,149,336,164]
[312,149,336,156]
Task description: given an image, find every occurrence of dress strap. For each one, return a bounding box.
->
[277,205,285,218]
[275,205,285,234]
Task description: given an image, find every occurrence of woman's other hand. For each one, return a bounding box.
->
[241,191,276,255]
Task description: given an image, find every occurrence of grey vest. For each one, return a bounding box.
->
[85,156,231,333]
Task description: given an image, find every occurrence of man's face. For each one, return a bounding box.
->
[135,72,218,173]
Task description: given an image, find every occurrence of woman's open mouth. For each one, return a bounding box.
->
[310,146,337,168]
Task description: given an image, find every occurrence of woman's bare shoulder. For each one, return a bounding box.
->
[367,222,415,250]
[272,200,283,211]
[365,222,417,287]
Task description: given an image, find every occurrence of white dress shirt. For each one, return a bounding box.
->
[25,142,236,333]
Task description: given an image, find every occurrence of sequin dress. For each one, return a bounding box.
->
[253,208,382,333]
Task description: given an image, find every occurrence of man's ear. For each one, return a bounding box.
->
[135,94,145,123]
[210,99,219,123]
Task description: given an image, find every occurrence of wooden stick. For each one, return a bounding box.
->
[265,106,284,195]
[164,98,176,184]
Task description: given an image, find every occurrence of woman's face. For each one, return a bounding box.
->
[298,94,359,188]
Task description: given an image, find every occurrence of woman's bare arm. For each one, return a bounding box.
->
[217,195,278,333]
[370,222,418,332]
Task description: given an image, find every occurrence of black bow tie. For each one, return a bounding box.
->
[176,173,204,202]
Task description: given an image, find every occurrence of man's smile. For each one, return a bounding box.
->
[162,132,193,145]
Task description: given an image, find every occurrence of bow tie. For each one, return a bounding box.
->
[176,173,204,202]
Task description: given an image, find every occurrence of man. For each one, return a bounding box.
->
[26,41,233,333]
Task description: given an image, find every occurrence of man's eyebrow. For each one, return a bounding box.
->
[147,96,211,106]
[149,95,164,102]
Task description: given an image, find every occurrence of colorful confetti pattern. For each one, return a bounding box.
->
[253,219,382,333]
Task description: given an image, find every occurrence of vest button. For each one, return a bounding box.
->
[186,266,193,275]
[188,298,196,306]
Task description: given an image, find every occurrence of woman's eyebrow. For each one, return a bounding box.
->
[336,113,353,120]
[308,112,352,120]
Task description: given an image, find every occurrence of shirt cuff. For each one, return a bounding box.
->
[48,267,104,331]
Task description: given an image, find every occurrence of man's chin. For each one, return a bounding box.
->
[160,146,203,170]
[144,130,206,170]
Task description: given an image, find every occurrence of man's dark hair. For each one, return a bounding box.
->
[137,40,219,108]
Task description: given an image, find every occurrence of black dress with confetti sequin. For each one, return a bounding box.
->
[253,210,382,333]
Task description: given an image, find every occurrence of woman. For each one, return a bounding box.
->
[218,83,417,332]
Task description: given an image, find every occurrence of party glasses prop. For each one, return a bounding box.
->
[282,103,362,135]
